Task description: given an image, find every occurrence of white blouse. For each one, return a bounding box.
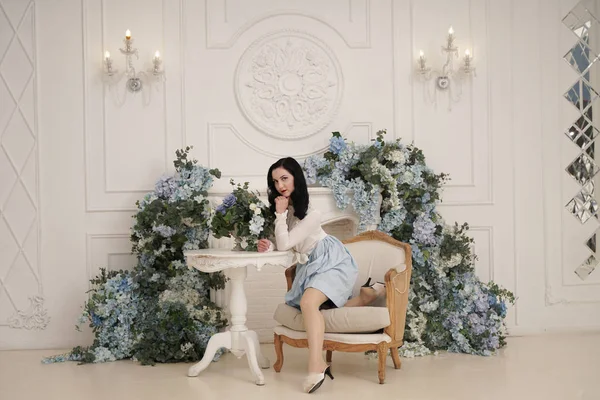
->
[269,205,327,264]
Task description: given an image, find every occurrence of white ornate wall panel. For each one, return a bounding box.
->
[0,0,48,334]
[410,0,492,206]
[86,234,135,286]
[204,0,371,49]
[469,226,494,284]
[83,0,184,211]
[185,0,392,194]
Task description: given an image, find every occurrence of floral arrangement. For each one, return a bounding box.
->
[304,130,516,357]
[43,148,228,365]
[211,180,275,251]
[42,132,515,366]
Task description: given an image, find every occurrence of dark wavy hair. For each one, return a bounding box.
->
[267,157,309,220]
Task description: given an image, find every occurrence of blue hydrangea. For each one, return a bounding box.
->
[91,312,102,327]
[216,193,236,214]
[412,213,438,246]
[177,165,215,194]
[329,136,347,155]
[304,156,329,185]
[410,240,426,266]
[139,253,156,269]
[155,175,177,199]
[410,164,425,185]
[152,224,177,238]
[378,208,407,234]
[249,215,265,235]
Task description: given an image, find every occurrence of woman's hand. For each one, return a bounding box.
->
[275,196,289,214]
[257,239,272,253]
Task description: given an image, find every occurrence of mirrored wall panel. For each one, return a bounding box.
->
[563,0,600,280]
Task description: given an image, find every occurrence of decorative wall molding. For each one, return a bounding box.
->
[234,30,344,140]
[469,225,495,283]
[83,0,184,212]
[410,0,493,205]
[207,121,372,180]
[7,295,49,330]
[0,0,46,330]
[86,234,135,287]
[205,1,371,49]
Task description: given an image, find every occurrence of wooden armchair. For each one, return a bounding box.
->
[272,230,412,384]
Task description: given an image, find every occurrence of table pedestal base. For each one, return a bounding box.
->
[187,266,270,385]
[187,329,270,385]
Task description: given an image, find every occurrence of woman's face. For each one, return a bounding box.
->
[272,167,295,198]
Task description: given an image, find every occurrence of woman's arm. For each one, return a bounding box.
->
[274,209,322,251]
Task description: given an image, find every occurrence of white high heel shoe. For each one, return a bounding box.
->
[303,366,334,393]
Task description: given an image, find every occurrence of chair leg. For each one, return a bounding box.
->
[377,343,387,384]
[326,350,333,364]
[390,346,401,369]
[273,334,284,372]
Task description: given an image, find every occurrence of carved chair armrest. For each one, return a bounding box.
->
[383,246,413,343]
[284,264,297,291]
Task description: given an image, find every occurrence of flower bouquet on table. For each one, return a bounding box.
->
[211,180,276,251]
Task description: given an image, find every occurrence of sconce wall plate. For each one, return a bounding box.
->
[437,76,450,90]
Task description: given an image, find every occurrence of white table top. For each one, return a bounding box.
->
[184,249,293,273]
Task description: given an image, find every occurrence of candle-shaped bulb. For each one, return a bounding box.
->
[465,49,470,57]
[418,50,427,71]
[446,26,455,49]
[154,50,160,59]
[104,51,110,59]
[125,29,131,39]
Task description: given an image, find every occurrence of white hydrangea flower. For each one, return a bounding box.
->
[181,342,194,353]
[385,150,405,164]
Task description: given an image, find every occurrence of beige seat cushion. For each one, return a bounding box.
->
[274,325,392,345]
[274,303,390,334]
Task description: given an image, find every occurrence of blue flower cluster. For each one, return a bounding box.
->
[329,135,347,155]
[152,165,217,204]
[216,193,236,214]
[412,213,438,246]
[43,148,226,365]
[304,130,515,358]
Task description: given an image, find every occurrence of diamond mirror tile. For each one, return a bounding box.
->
[564,1,600,281]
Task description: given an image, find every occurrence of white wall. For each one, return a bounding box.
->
[0,0,598,350]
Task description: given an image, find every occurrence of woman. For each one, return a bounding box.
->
[258,157,385,393]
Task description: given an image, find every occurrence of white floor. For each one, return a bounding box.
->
[1,333,599,400]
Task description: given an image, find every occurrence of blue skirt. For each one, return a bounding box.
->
[285,235,359,309]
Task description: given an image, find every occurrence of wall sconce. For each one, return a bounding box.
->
[415,26,476,111]
[103,29,164,100]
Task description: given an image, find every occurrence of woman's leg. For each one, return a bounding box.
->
[344,284,385,307]
[299,288,329,373]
